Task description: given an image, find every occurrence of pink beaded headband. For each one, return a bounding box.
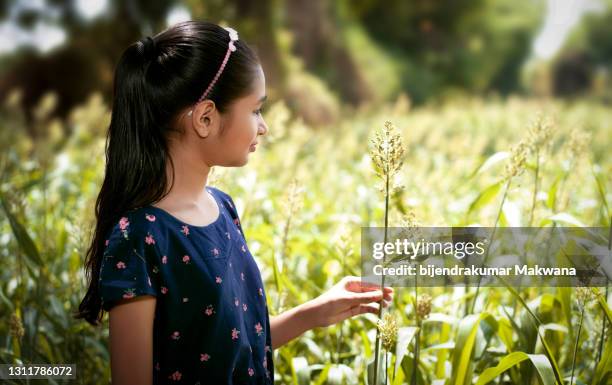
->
[197,27,239,103]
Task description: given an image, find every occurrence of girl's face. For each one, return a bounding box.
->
[180,64,268,168]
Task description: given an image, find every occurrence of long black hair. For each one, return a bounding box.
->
[75,21,260,325]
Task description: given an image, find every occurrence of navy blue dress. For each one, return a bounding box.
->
[98,186,274,384]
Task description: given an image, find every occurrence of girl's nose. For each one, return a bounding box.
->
[258,120,268,136]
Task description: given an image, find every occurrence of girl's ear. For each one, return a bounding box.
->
[192,100,217,139]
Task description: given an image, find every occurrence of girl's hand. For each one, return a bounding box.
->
[306,275,394,328]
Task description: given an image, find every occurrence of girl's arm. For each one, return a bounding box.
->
[270,276,393,349]
[269,302,314,350]
[108,296,157,385]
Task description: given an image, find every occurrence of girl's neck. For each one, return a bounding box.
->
[156,144,212,209]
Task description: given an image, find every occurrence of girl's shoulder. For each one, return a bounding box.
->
[208,186,239,218]
[104,206,158,246]
[208,185,233,204]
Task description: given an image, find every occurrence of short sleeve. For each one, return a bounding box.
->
[99,214,158,311]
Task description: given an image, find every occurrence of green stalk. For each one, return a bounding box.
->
[412,273,419,385]
[385,350,388,385]
[597,220,611,364]
[528,148,539,227]
[597,282,609,365]
[570,305,585,385]
[471,178,511,314]
[373,165,390,385]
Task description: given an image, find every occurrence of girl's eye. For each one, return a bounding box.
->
[254,107,264,115]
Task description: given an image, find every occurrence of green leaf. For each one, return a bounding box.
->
[313,363,331,385]
[475,352,555,385]
[399,353,426,385]
[596,291,612,325]
[547,213,587,227]
[450,312,496,385]
[499,278,564,385]
[591,161,610,219]
[394,326,419,377]
[367,353,387,385]
[0,192,43,267]
[291,357,310,385]
[468,181,502,217]
[546,176,560,210]
[360,329,372,358]
[469,151,510,179]
[497,317,514,352]
[592,333,612,385]
[557,287,572,335]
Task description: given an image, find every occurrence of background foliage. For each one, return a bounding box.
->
[0,0,610,384]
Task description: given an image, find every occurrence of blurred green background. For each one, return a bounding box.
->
[0,0,610,384]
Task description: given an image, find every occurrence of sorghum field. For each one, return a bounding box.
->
[0,91,610,384]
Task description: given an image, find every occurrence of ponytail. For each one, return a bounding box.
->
[75,38,170,325]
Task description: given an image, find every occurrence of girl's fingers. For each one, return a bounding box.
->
[333,301,387,324]
[345,279,394,295]
[346,290,383,306]
[359,303,380,314]
[346,303,380,318]
[344,279,376,292]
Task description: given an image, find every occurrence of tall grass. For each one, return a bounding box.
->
[0,89,610,384]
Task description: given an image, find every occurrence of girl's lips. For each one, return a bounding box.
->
[249,143,257,152]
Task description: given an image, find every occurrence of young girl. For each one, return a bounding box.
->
[76,21,393,384]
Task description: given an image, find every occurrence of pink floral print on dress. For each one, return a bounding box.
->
[248,368,254,376]
[231,328,240,340]
[119,217,129,230]
[200,353,210,362]
[182,255,190,264]
[145,234,155,245]
[168,371,182,381]
[162,255,168,264]
[204,305,214,316]
[181,225,189,235]
[161,286,168,294]
[116,261,126,269]
[171,331,180,340]
[123,288,135,299]
[215,276,222,284]
[254,322,263,336]
[145,214,156,222]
